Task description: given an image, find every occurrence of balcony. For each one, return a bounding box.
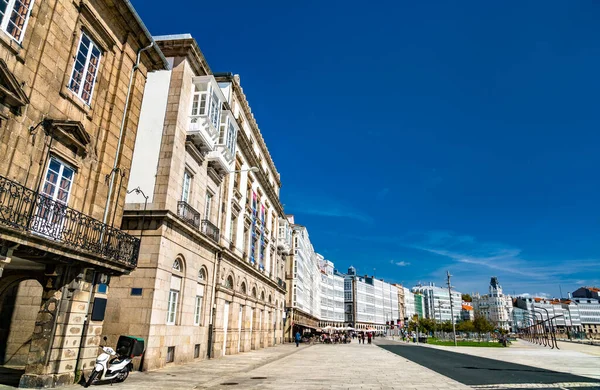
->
[188,115,218,152]
[187,76,227,153]
[207,145,234,175]
[177,201,201,229]
[0,174,139,268]
[201,219,219,243]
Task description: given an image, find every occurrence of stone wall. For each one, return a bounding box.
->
[1,280,43,367]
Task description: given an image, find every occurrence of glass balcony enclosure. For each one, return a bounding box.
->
[188,76,226,152]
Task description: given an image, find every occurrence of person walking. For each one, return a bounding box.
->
[361,333,366,344]
[367,332,372,344]
[295,331,301,347]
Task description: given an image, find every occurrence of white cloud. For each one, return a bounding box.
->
[390,260,410,267]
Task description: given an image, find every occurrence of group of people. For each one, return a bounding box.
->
[294,330,384,346]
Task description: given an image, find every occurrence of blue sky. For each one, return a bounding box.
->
[134,1,600,297]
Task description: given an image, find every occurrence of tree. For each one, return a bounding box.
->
[456,320,474,333]
[462,294,472,302]
[473,314,494,338]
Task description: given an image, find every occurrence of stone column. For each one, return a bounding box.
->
[19,267,102,388]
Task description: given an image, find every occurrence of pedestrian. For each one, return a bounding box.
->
[367,332,372,344]
[295,331,301,347]
[361,332,365,344]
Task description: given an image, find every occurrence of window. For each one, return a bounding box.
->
[0,0,34,43]
[208,90,220,128]
[172,259,182,272]
[166,346,175,363]
[198,268,206,282]
[194,344,200,359]
[182,171,191,203]
[167,275,182,325]
[240,282,247,295]
[194,294,203,326]
[204,192,213,220]
[225,275,234,289]
[69,32,102,105]
[36,158,75,234]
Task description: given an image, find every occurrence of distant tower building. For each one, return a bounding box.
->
[472,277,514,330]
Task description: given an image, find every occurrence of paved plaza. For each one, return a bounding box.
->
[2,339,599,389]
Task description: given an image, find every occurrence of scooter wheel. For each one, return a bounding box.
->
[84,370,99,388]
[114,366,129,383]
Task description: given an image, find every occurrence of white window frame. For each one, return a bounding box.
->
[0,0,34,44]
[167,289,179,325]
[41,157,75,205]
[204,192,212,220]
[68,31,102,105]
[182,170,192,203]
[194,294,203,326]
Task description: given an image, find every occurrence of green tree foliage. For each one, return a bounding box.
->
[461,294,472,302]
[456,320,475,333]
[473,314,494,336]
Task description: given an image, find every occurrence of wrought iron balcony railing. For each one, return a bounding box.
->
[201,219,219,243]
[0,175,139,267]
[177,201,201,229]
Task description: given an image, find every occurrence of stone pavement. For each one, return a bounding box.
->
[419,338,600,381]
[3,341,474,390]
[200,341,471,390]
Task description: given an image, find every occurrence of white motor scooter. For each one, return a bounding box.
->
[84,337,132,387]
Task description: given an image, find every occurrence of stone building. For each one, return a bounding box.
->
[103,34,286,371]
[0,0,166,387]
[472,277,513,330]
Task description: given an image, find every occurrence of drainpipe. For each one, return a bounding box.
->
[102,42,155,226]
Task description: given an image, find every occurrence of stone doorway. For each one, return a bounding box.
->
[0,278,43,386]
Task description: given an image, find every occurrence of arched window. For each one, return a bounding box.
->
[260,291,265,301]
[225,275,234,289]
[252,287,257,298]
[268,294,272,304]
[198,268,207,283]
[240,282,247,295]
[172,259,182,272]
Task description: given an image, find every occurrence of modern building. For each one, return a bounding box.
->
[414,293,425,318]
[472,277,513,330]
[318,258,345,327]
[572,297,600,338]
[344,267,399,332]
[284,217,321,339]
[0,1,166,387]
[103,34,286,370]
[514,297,582,334]
[412,283,462,322]
[404,287,416,320]
[461,302,474,321]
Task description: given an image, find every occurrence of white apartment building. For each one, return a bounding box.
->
[573,297,600,337]
[472,277,513,330]
[284,217,321,339]
[344,267,399,332]
[515,297,582,333]
[319,258,345,327]
[404,287,417,320]
[412,283,462,322]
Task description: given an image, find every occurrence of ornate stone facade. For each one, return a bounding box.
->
[0,1,166,386]
[104,34,285,371]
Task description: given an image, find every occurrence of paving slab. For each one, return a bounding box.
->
[200,341,471,389]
